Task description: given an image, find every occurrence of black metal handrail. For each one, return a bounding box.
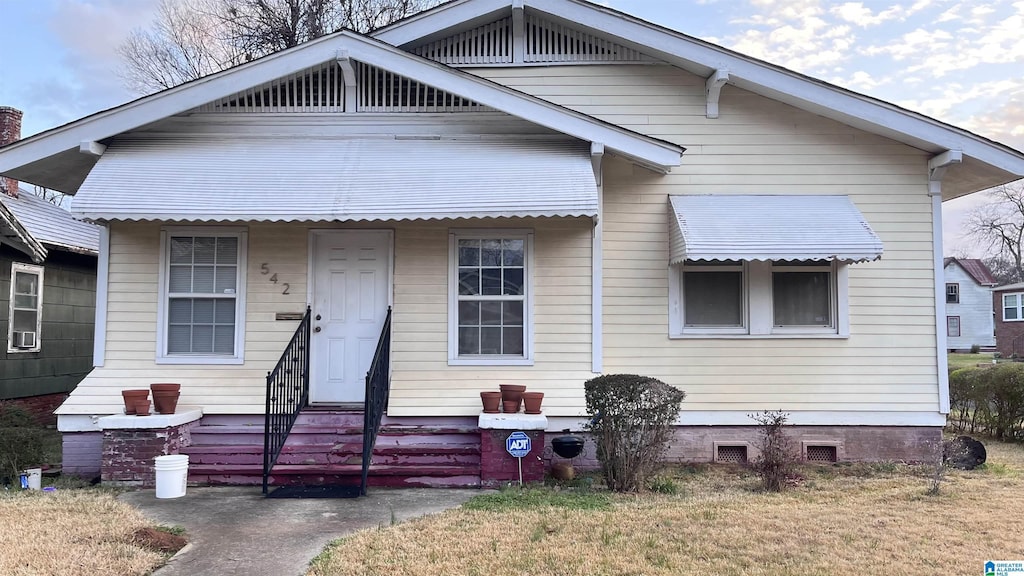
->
[263,306,312,494]
[361,307,393,495]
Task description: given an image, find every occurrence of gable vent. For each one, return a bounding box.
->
[411,17,513,65]
[194,62,345,113]
[525,14,646,63]
[356,63,488,112]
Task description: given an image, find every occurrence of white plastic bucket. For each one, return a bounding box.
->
[23,468,42,490]
[154,455,189,499]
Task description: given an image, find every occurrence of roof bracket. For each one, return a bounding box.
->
[591,142,605,187]
[705,68,729,119]
[79,141,106,157]
[928,149,963,195]
[335,51,359,113]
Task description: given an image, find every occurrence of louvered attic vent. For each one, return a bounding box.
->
[355,62,487,112]
[195,62,346,113]
[192,62,487,114]
[410,14,648,64]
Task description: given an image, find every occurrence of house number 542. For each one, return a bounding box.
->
[260,263,290,295]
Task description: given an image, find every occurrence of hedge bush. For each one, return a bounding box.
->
[583,374,686,492]
[948,364,1024,439]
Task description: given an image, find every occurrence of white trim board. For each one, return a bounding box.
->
[92,225,109,367]
[0,29,682,194]
[375,0,1024,198]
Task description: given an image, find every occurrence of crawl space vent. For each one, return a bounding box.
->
[716,445,747,464]
[805,445,838,463]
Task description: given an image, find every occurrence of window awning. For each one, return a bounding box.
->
[668,195,884,264]
[72,137,599,222]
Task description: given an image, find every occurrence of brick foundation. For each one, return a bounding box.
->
[5,393,68,427]
[480,429,545,487]
[101,423,194,487]
[543,425,943,471]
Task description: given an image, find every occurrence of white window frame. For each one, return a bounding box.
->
[669,260,849,339]
[1002,292,1024,322]
[946,283,960,304]
[448,229,534,366]
[156,227,248,364]
[7,262,43,353]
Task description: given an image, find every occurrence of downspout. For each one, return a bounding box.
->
[928,149,962,414]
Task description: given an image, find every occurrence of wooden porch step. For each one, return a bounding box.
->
[188,463,482,488]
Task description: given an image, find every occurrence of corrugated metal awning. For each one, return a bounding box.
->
[668,195,884,263]
[72,136,599,222]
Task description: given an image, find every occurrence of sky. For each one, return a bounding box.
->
[0,0,1022,256]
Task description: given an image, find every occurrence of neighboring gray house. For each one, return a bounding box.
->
[943,257,997,352]
[1,183,100,423]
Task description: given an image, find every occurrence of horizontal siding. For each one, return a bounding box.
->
[475,64,939,415]
[61,218,593,416]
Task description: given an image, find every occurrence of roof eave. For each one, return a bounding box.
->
[0,203,47,263]
[0,27,682,194]
[375,0,1024,195]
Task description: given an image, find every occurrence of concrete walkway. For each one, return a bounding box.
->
[119,487,478,576]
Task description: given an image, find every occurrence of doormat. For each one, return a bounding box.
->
[266,485,362,499]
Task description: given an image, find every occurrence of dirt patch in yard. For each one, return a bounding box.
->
[133,526,188,555]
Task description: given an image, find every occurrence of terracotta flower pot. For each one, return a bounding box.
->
[121,390,150,415]
[134,398,151,416]
[480,391,501,414]
[152,391,181,415]
[499,384,526,405]
[522,391,544,415]
[502,399,521,414]
[150,383,181,393]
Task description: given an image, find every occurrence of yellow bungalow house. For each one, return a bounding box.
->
[1,0,1022,490]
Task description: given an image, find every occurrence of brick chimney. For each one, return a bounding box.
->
[0,106,23,198]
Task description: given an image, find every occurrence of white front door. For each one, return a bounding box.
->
[309,230,391,404]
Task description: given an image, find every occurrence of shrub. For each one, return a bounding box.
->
[970,344,981,354]
[0,404,47,484]
[583,374,685,492]
[987,363,1024,440]
[750,410,795,492]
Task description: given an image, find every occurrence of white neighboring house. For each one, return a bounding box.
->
[943,257,997,351]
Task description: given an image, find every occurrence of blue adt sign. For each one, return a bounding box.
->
[506,431,531,458]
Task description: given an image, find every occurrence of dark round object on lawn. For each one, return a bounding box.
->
[943,435,987,470]
[552,435,585,458]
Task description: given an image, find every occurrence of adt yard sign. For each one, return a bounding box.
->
[506,431,531,457]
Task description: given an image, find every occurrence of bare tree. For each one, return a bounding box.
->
[32,186,68,208]
[965,182,1024,283]
[120,0,436,94]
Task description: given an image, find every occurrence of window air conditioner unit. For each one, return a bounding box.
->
[14,331,36,349]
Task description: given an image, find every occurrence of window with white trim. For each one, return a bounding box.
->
[947,316,961,337]
[1003,293,1024,322]
[158,228,247,363]
[8,263,43,353]
[671,259,845,337]
[946,283,959,304]
[449,230,533,365]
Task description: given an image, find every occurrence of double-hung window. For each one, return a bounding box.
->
[449,230,533,365]
[8,263,43,353]
[946,283,960,304]
[1003,293,1024,321]
[672,259,845,337]
[158,228,247,363]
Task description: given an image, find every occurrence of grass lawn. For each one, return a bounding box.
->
[309,441,1024,576]
[0,489,180,575]
[948,352,997,370]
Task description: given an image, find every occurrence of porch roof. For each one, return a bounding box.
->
[72,136,599,222]
[668,195,884,264]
